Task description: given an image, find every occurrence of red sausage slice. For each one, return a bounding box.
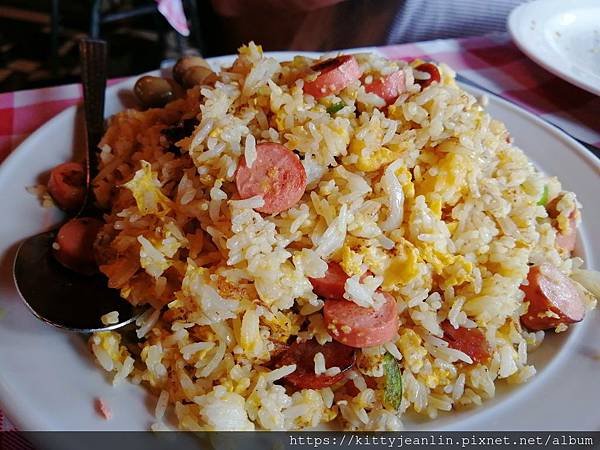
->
[441,321,491,364]
[555,216,577,253]
[277,339,355,389]
[546,194,578,253]
[309,262,348,300]
[309,262,372,300]
[47,162,86,212]
[235,142,307,215]
[303,55,362,99]
[520,263,585,331]
[53,217,102,274]
[414,62,441,89]
[323,292,398,348]
[364,71,405,105]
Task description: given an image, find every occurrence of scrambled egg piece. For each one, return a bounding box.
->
[261,310,301,344]
[419,243,473,288]
[208,127,222,138]
[138,223,188,279]
[275,109,286,131]
[415,147,469,206]
[356,146,397,172]
[397,329,428,373]
[123,160,172,215]
[341,244,364,277]
[395,165,415,200]
[361,245,389,275]
[386,105,402,121]
[94,331,126,361]
[348,117,406,172]
[421,366,452,389]
[405,195,473,289]
[383,238,420,288]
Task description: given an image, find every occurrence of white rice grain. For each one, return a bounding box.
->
[155,390,169,420]
[101,311,119,326]
[244,134,257,168]
[136,308,160,339]
[113,356,134,385]
[265,364,297,383]
[229,195,265,210]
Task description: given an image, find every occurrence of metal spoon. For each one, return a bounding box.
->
[12,39,142,333]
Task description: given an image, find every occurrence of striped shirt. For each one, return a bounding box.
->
[288,0,529,50]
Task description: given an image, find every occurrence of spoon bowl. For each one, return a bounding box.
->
[13,231,140,332]
[12,39,143,332]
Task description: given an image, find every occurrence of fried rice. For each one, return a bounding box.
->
[88,43,598,431]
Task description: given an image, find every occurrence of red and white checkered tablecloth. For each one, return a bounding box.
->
[0,32,598,434]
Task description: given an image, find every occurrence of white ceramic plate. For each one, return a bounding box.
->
[0,52,599,431]
[508,0,600,96]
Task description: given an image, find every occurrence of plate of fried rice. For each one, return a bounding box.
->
[0,45,599,431]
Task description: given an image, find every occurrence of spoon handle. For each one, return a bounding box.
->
[78,39,107,214]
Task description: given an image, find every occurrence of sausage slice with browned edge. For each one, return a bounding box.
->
[364,71,405,105]
[323,292,399,348]
[235,142,307,215]
[277,339,355,389]
[555,215,577,253]
[309,262,349,300]
[47,162,86,212]
[441,321,491,364]
[414,62,441,89]
[53,217,103,275]
[303,55,362,99]
[520,263,585,331]
[546,195,578,253]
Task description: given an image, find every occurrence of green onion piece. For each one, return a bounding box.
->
[383,352,403,410]
[537,185,549,206]
[326,101,346,115]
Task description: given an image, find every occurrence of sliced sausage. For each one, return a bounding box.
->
[303,55,362,99]
[440,321,491,364]
[47,162,86,212]
[235,142,307,215]
[309,262,348,300]
[323,292,399,348]
[520,263,585,331]
[555,215,577,253]
[343,375,379,397]
[53,217,102,274]
[277,339,355,389]
[414,62,441,89]
[364,71,405,105]
[309,262,371,300]
[546,194,578,253]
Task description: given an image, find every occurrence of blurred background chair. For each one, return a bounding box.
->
[0,0,205,91]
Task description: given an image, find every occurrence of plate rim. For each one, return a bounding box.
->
[0,50,599,431]
[508,0,600,97]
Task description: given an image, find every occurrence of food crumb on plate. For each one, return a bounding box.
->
[95,397,112,420]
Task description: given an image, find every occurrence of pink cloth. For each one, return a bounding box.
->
[156,0,189,36]
[0,33,598,436]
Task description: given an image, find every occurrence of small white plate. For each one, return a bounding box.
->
[508,0,600,96]
[0,52,599,431]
